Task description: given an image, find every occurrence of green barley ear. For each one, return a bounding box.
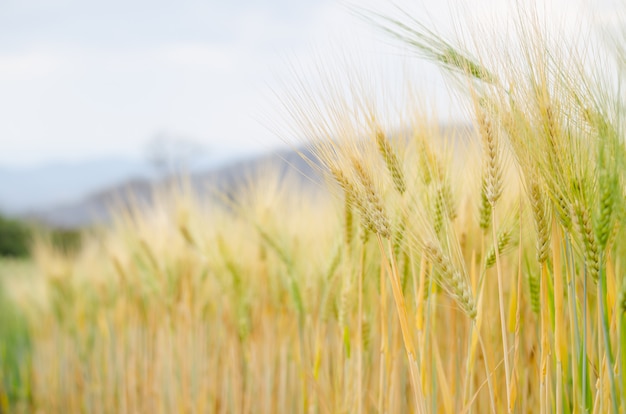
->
[595,168,615,250]
[442,181,457,221]
[573,200,600,281]
[529,176,551,264]
[375,128,406,194]
[393,219,406,258]
[588,108,622,250]
[443,182,458,221]
[528,268,541,315]
[361,9,496,83]
[542,104,562,160]
[594,137,621,250]
[479,181,492,231]
[484,227,514,270]
[438,46,495,82]
[433,181,456,234]
[433,186,445,235]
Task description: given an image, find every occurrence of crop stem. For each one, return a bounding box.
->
[491,208,512,412]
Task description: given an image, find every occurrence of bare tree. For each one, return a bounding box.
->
[145,131,206,177]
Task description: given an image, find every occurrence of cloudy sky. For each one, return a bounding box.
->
[0,0,616,168]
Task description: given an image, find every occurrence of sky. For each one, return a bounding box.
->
[0,0,619,168]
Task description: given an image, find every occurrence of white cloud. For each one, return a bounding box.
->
[0,51,65,79]
[157,43,239,72]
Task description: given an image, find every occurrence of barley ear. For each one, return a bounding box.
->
[574,201,600,281]
[484,227,513,270]
[375,129,406,195]
[477,109,503,206]
[529,177,551,264]
[595,166,618,250]
[352,158,392,238]
[423,242,477,319]
[479,181,492,231]
[528,269,541,315]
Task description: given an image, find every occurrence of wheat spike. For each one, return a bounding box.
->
[479,181,492,230]
[351,158,392,238]
[375,128,406,195]
[423,242,477,319]
[484,227,513,270]
[574,200,600,281]
[529,177,551,264]
[477,109,503,206]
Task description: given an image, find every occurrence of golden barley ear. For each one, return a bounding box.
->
[350,157,392,239]
[423,242,477,320]
[477,107,503,207]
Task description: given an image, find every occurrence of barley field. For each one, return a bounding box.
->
[2,3,626,413]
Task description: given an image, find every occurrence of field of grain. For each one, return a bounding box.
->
[2,3,626,413]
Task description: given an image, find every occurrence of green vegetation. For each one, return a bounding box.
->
[0,260,33,412]
[0,216,30,258]
[48,228,82,256]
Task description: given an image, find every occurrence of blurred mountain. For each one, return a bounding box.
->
[0,157,155,216]
[19,148,322,229]
[0,148,251,221]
